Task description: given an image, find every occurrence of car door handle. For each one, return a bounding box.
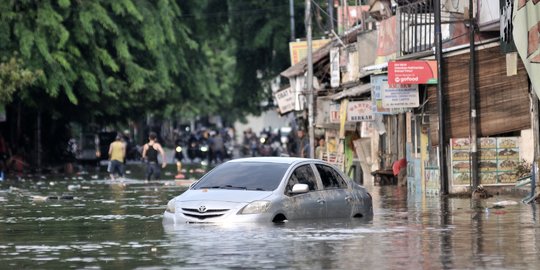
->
[345,196,353,203]
[317,199,325,204]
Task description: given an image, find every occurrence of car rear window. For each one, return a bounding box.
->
[315,164,348,189]
[192,162,289,191]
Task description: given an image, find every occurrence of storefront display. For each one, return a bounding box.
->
[450,137,520,186]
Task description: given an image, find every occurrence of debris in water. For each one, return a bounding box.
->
[32,195,49,202]
[68,185,81,191]
[492,200,518,206]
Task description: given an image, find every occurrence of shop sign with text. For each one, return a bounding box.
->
[274,88,295,114]
[347,101,374,122]
[382,84,419,108]
[388,60,438,84]
[371,74,407,114]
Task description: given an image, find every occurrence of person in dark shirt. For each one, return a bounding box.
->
[141,132,167,181]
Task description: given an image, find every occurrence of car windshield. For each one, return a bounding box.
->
[192,162,289,191]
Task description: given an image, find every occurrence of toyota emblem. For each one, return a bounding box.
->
[198,206,207,213]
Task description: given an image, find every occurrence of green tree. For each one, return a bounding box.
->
[0,0,212,164]
[0,0,210,122]
[201,0,329,121]
[0,56,42,105]
[0,0,331,167]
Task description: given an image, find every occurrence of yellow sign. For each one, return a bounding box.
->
[289,39,331,65]
[339,99,348,139]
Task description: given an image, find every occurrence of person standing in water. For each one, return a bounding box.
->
[108,134,126,180]
[142,132,167,181]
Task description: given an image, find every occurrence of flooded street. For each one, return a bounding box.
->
[1,167,539,269]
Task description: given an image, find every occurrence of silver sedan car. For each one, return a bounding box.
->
[163,157,373,224]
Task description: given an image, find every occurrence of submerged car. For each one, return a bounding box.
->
[163,157,373,224]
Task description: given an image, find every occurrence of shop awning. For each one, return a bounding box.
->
[330,83,372,100]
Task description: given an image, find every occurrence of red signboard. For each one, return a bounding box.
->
[388,60,438,84]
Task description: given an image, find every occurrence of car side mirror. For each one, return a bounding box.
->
[291,183,309,194]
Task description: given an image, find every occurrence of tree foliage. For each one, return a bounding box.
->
[0,0,211,124]
[0,56,42,105]
[0,0,329,123]
[0,0,331,166]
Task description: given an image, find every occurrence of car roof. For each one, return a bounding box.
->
[226,157,318,165]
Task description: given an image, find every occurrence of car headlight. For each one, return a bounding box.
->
[239,201,270,215]
[166,199,176,213]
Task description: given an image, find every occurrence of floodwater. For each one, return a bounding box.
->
[1,166,539,269]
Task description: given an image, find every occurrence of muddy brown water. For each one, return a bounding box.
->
[0,168,539,269]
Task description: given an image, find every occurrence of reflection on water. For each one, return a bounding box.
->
[0,174,539,269]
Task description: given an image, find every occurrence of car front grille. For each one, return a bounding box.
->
[181,207,230,220]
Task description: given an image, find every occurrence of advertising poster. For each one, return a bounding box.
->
[450,137,520,186]
[388,60,438,84]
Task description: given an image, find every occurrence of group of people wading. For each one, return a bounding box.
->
[108,131,171,181]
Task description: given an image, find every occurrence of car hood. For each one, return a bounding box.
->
[176,189,273,203]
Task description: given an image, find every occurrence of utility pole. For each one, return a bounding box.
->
[468,1,479,190]
[290,0,296,41]
[305,0,315,158]
[434,0,448,194]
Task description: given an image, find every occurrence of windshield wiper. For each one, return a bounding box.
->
[198,186,223,189]
[198,185,247,190]
[246,187,266,191]
[222,185,247,190]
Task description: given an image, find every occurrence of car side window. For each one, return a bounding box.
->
[286,165,317,195]
[315,164,348,189]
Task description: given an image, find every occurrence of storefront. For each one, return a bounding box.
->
[425,42,533,193]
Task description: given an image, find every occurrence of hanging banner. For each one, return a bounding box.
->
[347,101,374,122]
[388,60,438,84]
[376,16,398,60]
[330,47,340,88]
[382,84,420,108]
